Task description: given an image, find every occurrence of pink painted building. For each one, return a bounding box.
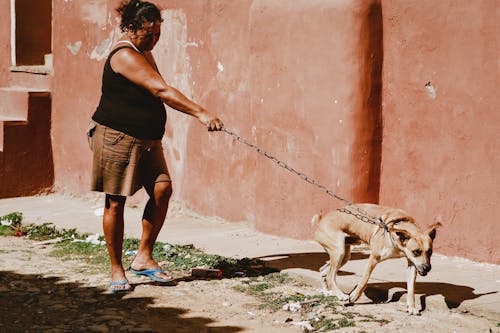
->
[0,0,498,264]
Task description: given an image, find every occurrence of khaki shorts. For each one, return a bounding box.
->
[89,122,170,196]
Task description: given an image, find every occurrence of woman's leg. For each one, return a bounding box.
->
[130,180,172,279]
[103,193,130,287]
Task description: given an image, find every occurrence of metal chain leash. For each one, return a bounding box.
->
[222,128,388,229]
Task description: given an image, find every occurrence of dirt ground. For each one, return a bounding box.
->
[0,236,497,333]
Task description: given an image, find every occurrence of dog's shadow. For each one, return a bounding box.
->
[257,251,369,275]
[252,252,497,311]
[364,282,498,310]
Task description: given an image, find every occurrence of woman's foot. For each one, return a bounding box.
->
[109,279,132,293]
[130,256,172,282]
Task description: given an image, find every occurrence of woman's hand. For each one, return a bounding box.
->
[198,112,224,131]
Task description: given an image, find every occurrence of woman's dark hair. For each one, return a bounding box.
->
[117,0,162,32]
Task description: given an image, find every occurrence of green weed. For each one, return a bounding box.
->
[0,212,277,278]
[0,225,16,237]
[235,272,340,313]
[0,212,23,236]
[1,212,81,240]
[51,240,109,270]
[0,212,23,226]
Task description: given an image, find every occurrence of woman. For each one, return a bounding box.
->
[89,0,223,292]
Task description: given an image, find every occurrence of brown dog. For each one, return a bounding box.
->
[313,203,441,315]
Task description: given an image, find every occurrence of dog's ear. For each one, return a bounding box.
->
[392,228,411,245]
[426,222,442,240]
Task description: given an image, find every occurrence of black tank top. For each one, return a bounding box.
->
[92,45,166,140]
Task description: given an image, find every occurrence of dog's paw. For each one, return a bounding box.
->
[337,293,350,302]
[347,293,358,304]
[321,289,349,302]
[407,306,421,315]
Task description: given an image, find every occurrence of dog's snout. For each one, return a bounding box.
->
[417,263,432,276]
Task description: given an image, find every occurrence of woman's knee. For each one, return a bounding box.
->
[154,181,172,204]
[105,194,126,214]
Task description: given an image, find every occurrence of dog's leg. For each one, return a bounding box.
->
[323,243,350,301]
[348,254,377,303]
[319,261,330,290]
[406,261,419,315]
[340,244,351,268]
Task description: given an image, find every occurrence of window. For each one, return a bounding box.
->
[11,0,52,73]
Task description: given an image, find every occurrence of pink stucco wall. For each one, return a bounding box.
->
[380,0,499,263]
[0,0,498,263]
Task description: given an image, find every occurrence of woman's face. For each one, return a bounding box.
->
[131,20,162,52]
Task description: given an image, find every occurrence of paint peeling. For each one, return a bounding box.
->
[217,61,224,73]
[90,38,112,61]
[66,41,82,55]
[80,0,108,27]
[425,81,437,99]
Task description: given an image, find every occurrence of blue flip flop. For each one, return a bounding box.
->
[109,279,132,293]
[129,268,173,283]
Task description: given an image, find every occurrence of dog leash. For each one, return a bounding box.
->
[222,128,390,231]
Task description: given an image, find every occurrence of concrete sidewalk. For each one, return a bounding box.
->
[0,194,498,321]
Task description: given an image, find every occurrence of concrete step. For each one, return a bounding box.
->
[0,91,53,197]
[0,88,30,121]
[0,89,49,152]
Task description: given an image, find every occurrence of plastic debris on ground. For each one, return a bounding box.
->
[73,234,105,246]
[282,301,302,312]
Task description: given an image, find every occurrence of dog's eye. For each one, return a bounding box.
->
[427,249,432,256]
[412,249,422,257]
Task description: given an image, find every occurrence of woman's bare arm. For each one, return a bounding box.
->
[110,48,223,130]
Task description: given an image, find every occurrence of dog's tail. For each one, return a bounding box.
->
[311,214,322,226]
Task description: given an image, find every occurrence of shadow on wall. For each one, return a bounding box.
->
[0,270,242,332]
[359,0,384,202]
[0,93,54,198]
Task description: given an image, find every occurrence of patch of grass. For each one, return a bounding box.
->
[351,312,389,325]
[311,317,339,331]
[338,317,356,328]
[51,236,277,278]
[51,241,109,269]
[306,316,356,332]
[0,212,278,279]
[1,212,81,240]
[25,223,79,241]
[0,212,23,226]
[235,272,340,313]
[233,273,389,332]
[0,212,23,236]
[0,225,16,237]
[122,239,277,277]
